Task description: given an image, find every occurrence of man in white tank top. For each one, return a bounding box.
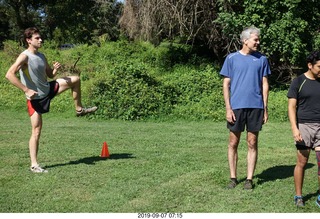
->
[5,27,98,173]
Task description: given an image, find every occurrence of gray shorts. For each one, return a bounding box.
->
[297,123,320,150]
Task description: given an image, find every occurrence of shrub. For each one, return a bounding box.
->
[0,39,289,122]
[162,64,224,120]
[268,90,288,122]
[89,63,178,120]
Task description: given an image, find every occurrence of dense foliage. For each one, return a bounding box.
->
[0,0,122,45]
[0,40,288,121]
[2,1,320,85]
[121,0,320,85]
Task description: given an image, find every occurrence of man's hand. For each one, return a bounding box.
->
[24,88,38,100]
[226,109,236,124]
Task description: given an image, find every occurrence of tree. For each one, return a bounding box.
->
[120,1,216,43]
[91,0,123,43]
[216,0,320,84]
[0,0,123,46]
[43,0,98,43]
[1,0,45,42]
[0,3,10,48]
[119,0,320,85]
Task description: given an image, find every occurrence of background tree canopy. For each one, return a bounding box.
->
[0,0,122,45]
[1,0,320,85]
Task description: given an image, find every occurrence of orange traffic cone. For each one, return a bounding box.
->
[100,141,110,158]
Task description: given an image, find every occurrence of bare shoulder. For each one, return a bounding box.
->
[17,52,28,62]
[16,52,29,65]
[10,52,29,71]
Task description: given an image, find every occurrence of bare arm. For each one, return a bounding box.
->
[5,53,37,99]
[45,57,61,79]
[222,77,235,124]
[262,76,269,124]
[288,98,303,142]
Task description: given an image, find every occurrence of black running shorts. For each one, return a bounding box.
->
[27,81,59,116]
[227,108,264,132]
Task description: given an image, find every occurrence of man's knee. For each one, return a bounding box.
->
[31,127,41,138]
[69,75,80,85]
[229,137,240,149]
[296,157,309,168]
[247,139,258,150]
[74,75,80,82]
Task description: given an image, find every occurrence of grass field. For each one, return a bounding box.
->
[0,109,319,213]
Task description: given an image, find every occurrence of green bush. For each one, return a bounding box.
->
[89,63,178,120]
[0,39,290,122]
[268,90,289,122]
[162,64,224,121]
[2,40,22,59]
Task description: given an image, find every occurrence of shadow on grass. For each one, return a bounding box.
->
[255,163,319,201]
[45,153,135,169]
[255,163,314,185]
[304,190,319,202]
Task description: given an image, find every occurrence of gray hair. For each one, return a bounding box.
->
[240,26,260,43]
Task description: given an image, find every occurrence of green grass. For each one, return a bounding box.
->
[0,109,319,213]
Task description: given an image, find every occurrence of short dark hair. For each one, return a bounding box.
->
[23,27,40,46]
[306,50,320,65]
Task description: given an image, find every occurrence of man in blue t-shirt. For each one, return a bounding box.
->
[220,26,271,190]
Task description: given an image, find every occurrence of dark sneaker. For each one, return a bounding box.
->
[227,178,239,189]
[243,179,253,190]
[294,196,305,207]
[76,106,98,117]
[316,195,320,207]
[30,165,48,173]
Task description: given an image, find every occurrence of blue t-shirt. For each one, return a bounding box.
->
[220,51,271,109]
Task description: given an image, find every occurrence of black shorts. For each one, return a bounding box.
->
[27,81,59,116]
[227,108,264,132]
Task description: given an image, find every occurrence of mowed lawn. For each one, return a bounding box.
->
[0,109,319,213]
